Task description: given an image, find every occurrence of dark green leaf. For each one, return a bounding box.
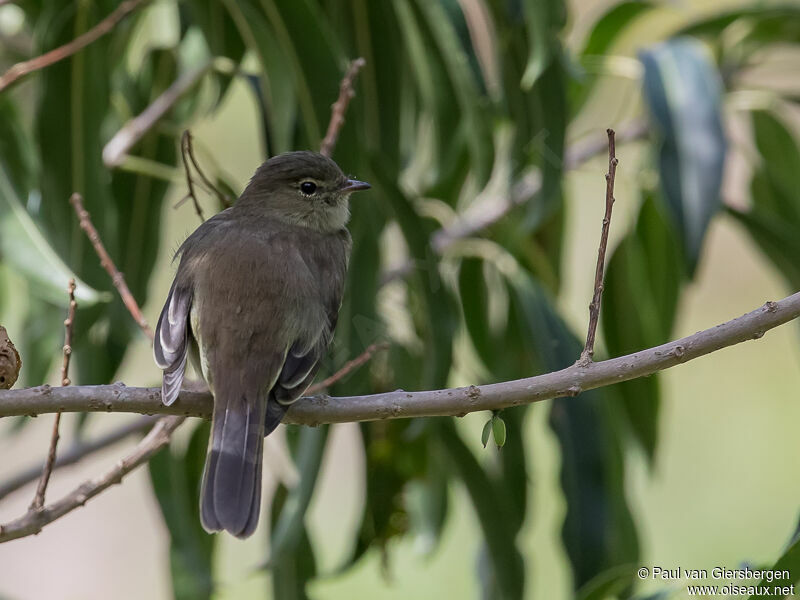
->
[149,422,215,600]
[268,426,329,566]
[640,38,727,275]
[508,273,639,590]
[602,193,683,461]
[572,1,655,113]
[748,521,800,599]
[491,415,506,448]
[438,419,525,600]
[481,418,492,448]
[270,485,318,600]
[730,110,800,289]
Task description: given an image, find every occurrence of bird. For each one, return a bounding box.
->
[153,151,370,538]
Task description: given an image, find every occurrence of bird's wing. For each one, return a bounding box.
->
[153,279,193,406]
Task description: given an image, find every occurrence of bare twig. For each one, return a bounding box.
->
[184,131,232,209]
[319,58,366,157]
[0,416,184,543]
[0,0,146,93]
[307,342,389,395]
[103,63,210,168]
[29,280,77,510]
[176,132,205,222]
[2,293,799,422]
[579,129,618,365]
[0,416,157,501]
[69,193,153,340]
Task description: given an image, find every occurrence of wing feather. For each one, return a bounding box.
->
[153,280,193,406]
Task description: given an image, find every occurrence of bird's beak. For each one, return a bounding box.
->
[341,179,371,193]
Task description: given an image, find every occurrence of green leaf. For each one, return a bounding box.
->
[508,273,639,590]
[572,1,655,113]
[602,193,683,461]
[268,426,329,566]
[678,5,800,44]
[149,422,215,600]
[640,38,727,275]
[730,110,800,289]
[369,158,456,389]
[577,565,640,600]
[0,169,109,307]
[481,418,492,448]
[438,419,525,600]
[405,453,449,555]
[270,484,318,600]
[751,111,800,222]
[748,521,800,599]
[491,415,506,448]
[521,0,565,89]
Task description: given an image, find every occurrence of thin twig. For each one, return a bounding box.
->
[69,193,153,340]
[183,131,232,209]
[0,416,184,543]
[2,293,799,423]
[307,342,389,395]
[102,63,211,168]
[29,279,77,510]
[319,58,366,157]
[579,129,617,365]
[177,132,205,222]
[0,416,157,501]
[0,0,146,93]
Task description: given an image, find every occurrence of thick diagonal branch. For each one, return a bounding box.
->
[1,294,797,422]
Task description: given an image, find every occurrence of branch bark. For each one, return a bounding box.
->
[1,293,797,422]
[0,416,184,543]
[0,417,157,502]
[0,0,146,93]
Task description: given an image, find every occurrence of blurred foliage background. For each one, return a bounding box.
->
[1,0,800,599]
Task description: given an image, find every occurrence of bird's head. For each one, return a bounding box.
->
[238,151,370,232]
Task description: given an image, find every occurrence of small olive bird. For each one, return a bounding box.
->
[153,151,369,538]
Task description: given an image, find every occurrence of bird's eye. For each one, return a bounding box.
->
[300,181,317,196]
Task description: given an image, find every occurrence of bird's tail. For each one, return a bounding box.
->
[200,390,266,538]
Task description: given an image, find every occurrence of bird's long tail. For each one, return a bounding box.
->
[200,390,266,538]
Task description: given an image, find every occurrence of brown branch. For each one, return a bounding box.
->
[102,63,210,168]
[69,193,153,340]
[2,293,799,423]
[0,0,146,93]
[0,416,184,543]
[306,342,389,395]
[319,57,366,157]
[29,279,77,510]
[579,129,617,365]
[0,416,157,501]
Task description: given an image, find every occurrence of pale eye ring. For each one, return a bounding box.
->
[300,181,317,196]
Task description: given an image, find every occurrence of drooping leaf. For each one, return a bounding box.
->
[640,38,727,275]
[268,426,329,566]
[571,1,655,113]
[270,484,318,600]
[520,0,565,89]
[730,110,800,289]
[149,422,215,600]
[508,273,639,590]
[438,419,525,600]
[602,193,683,461]
[748,519,800,599]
